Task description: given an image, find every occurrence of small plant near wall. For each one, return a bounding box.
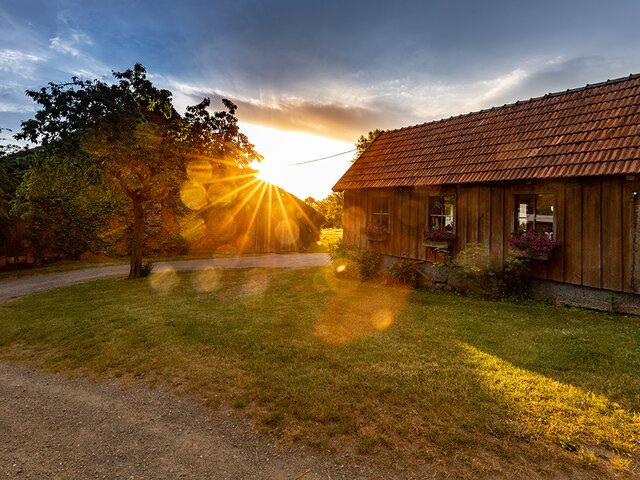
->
[450,244,530,299]
[387,259,424,288]
[329,241,382,281]
[510,230,559,259]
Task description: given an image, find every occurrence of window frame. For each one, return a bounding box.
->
[370,195,391,232]
[425,194,455,232]
[514,193,556,238]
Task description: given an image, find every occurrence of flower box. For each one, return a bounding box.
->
[510,250,550,261]
[367,232,388,242]
[423,228,455,247]
[366,224,389,242]
[422,240,451,249]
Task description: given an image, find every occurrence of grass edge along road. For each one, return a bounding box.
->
[0,266,638,479]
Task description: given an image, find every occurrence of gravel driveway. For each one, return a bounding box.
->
[0,253,401,480]
[0,363,389,479]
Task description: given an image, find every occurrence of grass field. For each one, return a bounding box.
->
[307,228,342,252]
[0,266,638,478]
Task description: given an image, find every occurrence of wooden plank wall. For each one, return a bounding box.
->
[343,176,640,294]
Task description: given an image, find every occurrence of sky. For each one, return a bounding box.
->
[1,0,640,199]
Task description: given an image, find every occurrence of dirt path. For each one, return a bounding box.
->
[0,253,331,304]
[0,363,388,480]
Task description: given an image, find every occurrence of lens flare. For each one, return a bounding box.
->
[149,266,180,294]
[179,215,207,242]
[186,160,213,183]
[336,264,347,273]
[193,268,221,293]
[371,309,394,331]
[342,206,366,231]
[312,268,338,293]
[240,270,270,307]
[180,180,208,210]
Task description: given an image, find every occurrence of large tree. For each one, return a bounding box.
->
[18,64,260,278]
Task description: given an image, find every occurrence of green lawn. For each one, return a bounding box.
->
[307,228,343,252]
[0,267,638,478]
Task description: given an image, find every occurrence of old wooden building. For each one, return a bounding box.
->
[334,74,640,313]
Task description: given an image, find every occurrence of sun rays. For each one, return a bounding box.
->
[178,160,320,255]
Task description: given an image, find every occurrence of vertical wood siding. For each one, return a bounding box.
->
[344,176,640,294]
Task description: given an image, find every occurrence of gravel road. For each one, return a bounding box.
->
[0,253,331,304]
[0,363,390,479]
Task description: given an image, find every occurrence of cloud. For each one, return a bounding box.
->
[165,79,420,141]
[0,49,46,77]
[474,56,635,108]
[49,31,92,57]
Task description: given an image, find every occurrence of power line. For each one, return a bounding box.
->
[286,148,356,166]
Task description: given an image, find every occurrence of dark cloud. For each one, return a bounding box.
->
[483,57,636,108]
[2,0,640,143]
[173,87,421,142]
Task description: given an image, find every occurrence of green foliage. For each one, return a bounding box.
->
[355,248,382,281]
[500,255,531,299]
[155,232,189,256]
[0,141,25,242]
[387,259,423,288]
[354,128,382,161]
[451,244,530,300]
[329,240,381,281]
[11,150,119,260]
[305,192,343,228]
[174,98,262,166]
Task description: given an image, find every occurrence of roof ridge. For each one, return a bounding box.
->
[384,73,640,135]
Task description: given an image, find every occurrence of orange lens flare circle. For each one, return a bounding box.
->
[186,160,213,183]
[180,181,208,211]
[149,266,180,294]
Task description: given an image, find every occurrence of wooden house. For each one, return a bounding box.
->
[334,74,640,314]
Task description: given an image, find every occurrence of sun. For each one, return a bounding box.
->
[253,158,289,186]
[240,123,354,200]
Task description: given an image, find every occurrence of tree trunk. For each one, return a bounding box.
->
[128,197,144,279]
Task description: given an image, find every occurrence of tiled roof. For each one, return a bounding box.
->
[334,74,640,190]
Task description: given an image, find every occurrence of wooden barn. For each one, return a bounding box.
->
[186,180,325,255]
[334,74,640,314]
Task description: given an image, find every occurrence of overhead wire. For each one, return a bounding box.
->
[286,148,356,166]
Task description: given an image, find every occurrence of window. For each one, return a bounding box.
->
[427,195,455,231]
[515,193,555,237]
[371,196,391,231]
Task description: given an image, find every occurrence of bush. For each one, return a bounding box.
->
[355,248,382,281]
[387,259,423,288]
[450,244,530,300]
[329,241,382,281]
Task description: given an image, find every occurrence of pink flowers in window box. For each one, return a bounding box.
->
[423,228,456,242]
[510,230,559,258]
